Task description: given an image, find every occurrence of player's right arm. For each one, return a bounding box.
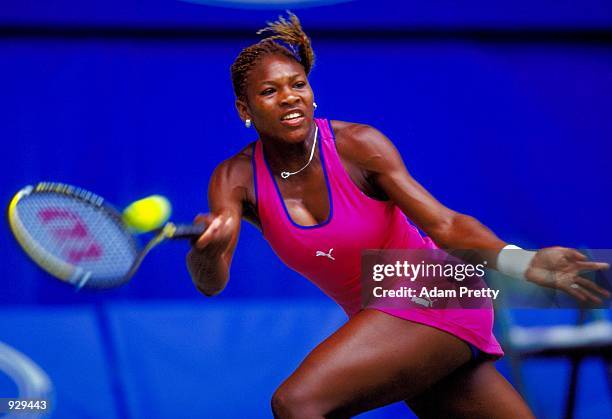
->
[186,155,248,296]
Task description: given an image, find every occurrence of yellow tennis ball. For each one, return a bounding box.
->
[122,195,172,233]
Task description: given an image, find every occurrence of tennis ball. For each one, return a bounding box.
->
[122,195,172,233]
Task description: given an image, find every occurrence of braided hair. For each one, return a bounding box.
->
[231,12,315,101]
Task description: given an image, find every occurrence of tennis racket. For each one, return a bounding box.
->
[7,182,206,289]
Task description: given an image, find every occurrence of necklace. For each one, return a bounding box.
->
[280,125,318,179]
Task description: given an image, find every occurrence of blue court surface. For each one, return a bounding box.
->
[0,301,610,418]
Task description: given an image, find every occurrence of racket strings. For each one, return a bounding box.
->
[16,193,138,287]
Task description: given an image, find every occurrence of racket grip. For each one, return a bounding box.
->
[171,224,207,239]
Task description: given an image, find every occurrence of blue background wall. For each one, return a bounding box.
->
[1,1,611,418]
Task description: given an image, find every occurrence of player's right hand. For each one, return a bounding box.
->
[192,212,234,258]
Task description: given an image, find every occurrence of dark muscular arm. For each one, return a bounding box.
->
[186,156,247,296]
[339,123,610,303]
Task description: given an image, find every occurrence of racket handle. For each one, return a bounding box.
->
[171,223,207,239]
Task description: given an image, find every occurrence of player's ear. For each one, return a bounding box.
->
[235,99,251,125]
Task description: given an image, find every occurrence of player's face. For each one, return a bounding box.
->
[238,54,315,144]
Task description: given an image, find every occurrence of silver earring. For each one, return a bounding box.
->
[313,102,318,110]
[245,119,252,128]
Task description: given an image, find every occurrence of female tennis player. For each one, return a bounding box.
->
[187,13,609,418]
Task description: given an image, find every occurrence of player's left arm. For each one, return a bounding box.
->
[340,123,610,303]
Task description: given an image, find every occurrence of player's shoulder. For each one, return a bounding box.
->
[330,120,379,136]
[210,143,254,188]
[331,120,392,148]
[330,120,396,165]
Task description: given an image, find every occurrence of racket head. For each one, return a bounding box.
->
[8,182,140,289]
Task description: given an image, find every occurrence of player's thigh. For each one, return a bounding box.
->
[406,360,535,419]
[273,308,472,416]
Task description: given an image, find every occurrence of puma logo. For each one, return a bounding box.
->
[410,296,436,308]
[315,248,335,261]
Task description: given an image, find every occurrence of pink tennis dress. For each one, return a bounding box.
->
[252,118,503,356]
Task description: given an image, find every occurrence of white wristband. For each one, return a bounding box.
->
[496,244,536,280]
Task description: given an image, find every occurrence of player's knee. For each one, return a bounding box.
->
[271,382,323,418]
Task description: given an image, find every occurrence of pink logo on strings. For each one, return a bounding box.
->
[38,208,103,263]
